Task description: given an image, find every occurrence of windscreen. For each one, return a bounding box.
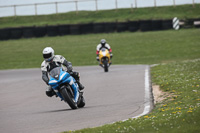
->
[49,67,61,78]
[101,48,106,52]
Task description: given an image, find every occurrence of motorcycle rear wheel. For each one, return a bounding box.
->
[60,86,78,109]
[78,95,85,108]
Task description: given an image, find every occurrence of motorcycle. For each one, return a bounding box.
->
[48,67,85,109]
[98,48,112,72]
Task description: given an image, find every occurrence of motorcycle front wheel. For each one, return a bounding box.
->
[60,86,78,109]
[103,60,108,72]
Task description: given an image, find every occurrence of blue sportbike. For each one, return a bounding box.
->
[48,67,85,109]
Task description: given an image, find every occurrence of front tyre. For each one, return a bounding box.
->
[60,87,78,109]
[103,60,108,72]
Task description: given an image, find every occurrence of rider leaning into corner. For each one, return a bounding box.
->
[41,47,84,97]
[96,39,113,61]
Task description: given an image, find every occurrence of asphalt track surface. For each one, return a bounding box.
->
[0,65,153,133]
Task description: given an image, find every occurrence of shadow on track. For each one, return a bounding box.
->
[34,108,72,114]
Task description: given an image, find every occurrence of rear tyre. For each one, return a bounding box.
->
[78,95,85,108]
[60,86,78,109]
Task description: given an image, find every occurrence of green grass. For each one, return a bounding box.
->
[63,60,200,133]
[0,3,199,132]
[0,29,200,70]
[0,4,200,28]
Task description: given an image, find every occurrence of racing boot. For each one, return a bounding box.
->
[96,56,99,61]
[46,86,56,97]
[77,80,84,90]
[110,53,113,59]
[70,71,84,90]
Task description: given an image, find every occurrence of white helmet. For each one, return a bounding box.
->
[42,47,54,62]
[100,39,106,46]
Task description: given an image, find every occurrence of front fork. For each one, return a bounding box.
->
[52,77,80,102]
[100,58,111,67]
[68,77,80,102]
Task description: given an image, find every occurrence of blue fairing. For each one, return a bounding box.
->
[48,67,79,102]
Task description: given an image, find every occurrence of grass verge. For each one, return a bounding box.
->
[0,28,199,70]
[0,4,200,28]
[63,59,200,133]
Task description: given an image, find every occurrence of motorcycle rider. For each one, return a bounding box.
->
[41,47,84,98]
[96,39,112,61]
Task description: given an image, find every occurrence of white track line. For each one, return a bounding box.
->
[122,66,151,121]
[132,66,151,118]
[99,66,152,126]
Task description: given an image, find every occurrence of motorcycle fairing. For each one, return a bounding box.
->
[48,67,79,102]
[49,68,70,88]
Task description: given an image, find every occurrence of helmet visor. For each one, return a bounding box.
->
[43,53,52,59]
